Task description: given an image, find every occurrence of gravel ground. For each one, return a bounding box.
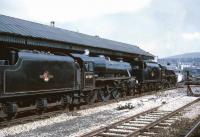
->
[0,88,196,137]
[181,101,200,120]
[158,96,198,112]
[191,86,200,95]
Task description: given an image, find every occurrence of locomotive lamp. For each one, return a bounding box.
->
[86,75,93,79]
[151,72,155,77]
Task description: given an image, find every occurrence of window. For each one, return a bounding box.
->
[85,62,94,72]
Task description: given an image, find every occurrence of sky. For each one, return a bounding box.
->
[0,0,200,58]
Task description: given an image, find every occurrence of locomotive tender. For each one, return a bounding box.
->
[0,48,176,118]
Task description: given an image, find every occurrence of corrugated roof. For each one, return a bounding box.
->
[0,14,153,58]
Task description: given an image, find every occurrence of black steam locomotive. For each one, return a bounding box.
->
[131,60,177,92]
[0,48,176,118]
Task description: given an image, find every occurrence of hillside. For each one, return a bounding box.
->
[164,52,200,59]
[158,52,200,67]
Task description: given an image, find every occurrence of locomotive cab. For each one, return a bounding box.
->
[83,62,95,89]
[71,54,95,90]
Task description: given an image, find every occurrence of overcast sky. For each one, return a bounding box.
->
[1,0,200,58]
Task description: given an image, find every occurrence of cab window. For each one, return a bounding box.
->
[85,62,94,72]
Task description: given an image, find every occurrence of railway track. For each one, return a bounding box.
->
[182,119,200,137]
[80,98,200,137]
[0,87,178,128]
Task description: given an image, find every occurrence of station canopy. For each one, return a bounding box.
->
[0,14,154,59]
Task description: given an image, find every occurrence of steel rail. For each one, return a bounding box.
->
[184,119,200,137]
